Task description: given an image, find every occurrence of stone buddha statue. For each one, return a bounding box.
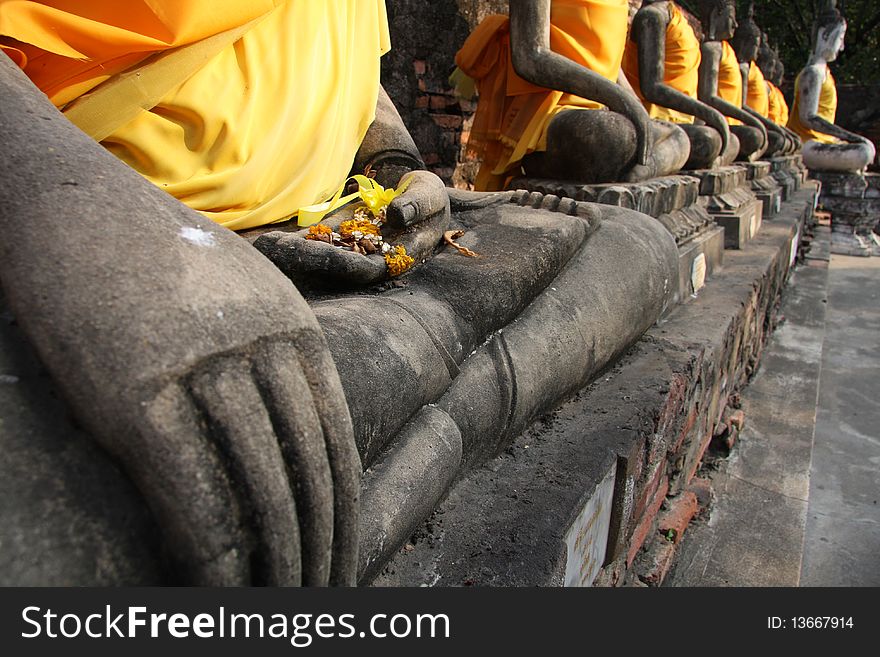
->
[694,0,768,162]
[756,37,790,130]
[621,0,738,170]
[0,3,679,585]
[729,6,796,157]
[455,0,691,189]
[789,0,876,173]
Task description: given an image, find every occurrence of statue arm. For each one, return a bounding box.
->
[508,0,652,166]
[697,42,767,146]
[634,6,730,151]
[797,65,869,145]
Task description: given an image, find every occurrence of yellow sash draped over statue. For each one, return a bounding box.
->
[454,0,629,191]
[789,65,838,145]
[0,0,391,231]
[621,2,700,124]
[745,61,769,118]
[717,40,742,126]
[766,81,789,127]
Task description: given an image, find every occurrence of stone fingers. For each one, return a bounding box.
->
[252,340,337,587]
[189,356,303,586]
[386,170,450,229]
[288,332,361,587]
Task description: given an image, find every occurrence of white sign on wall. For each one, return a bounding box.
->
[691,253,707,295]
[563,466,616,587]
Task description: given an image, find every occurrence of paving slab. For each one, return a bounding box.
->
[801,254,880,587]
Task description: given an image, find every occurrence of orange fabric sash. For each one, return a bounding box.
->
[767,81,789,127]
[455,0,629,191]
[746,60,769,118]
[717,40,742,126]
[621,3,700,124]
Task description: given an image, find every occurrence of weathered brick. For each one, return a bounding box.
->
[657,491,699,544]
[431,114,463,129]
[414,95,429,109]
[626,475,668,566]
[429,94,450,110]
[634,540,676,587]
[412,59,426,75]
[687,477,714,516]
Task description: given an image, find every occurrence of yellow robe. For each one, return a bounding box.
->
[717,40,742,126]
[766,82,789,127]
[0,0,391,230]
[621,2,700,124]
[745,61,769,118]
[455,0,629,191]
[789,65,838,145]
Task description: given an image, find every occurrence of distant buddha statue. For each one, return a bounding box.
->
[756,38,791,130]
[789,0,876,172]
[729,6,796,157]
[622,0,738,169]
[454,0,691,190]
[694,0,768,161]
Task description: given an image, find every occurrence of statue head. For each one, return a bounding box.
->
[813,0,846,62]
[730,3,761,63]
[697,0,737,42]
[772,57,785,86]
[756,31,775,76]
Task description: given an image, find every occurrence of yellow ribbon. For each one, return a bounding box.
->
[296,174,413,227]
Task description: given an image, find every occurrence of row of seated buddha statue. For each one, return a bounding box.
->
[0,0,871,587]
[457,0,875,193]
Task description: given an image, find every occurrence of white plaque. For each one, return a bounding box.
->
[563,466,616,587]
[691,253,707,295]
[748,212,758,239]
[789,229,800,268]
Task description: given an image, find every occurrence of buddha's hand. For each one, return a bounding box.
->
[619,94,654,167]
[255,170,451,286]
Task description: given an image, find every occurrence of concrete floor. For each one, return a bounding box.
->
[668,226,880,586]
[801,254,880,586]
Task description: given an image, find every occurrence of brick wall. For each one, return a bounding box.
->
[382,0,507,188]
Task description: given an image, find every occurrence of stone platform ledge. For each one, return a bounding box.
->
[770,155,806,200]
[811,171,880,256]
[371,186,817,587]
[740,161,783,218]
[685,166,764,250]
[507,174,714,246]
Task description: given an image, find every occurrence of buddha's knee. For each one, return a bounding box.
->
[765,130,786,157]
[682,125,723,169]
[532,109,637,183]
[803,140,875,172]
[731,125,764,161]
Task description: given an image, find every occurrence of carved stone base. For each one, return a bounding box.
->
[686,166,764,250]
[770,155,805,201]
[507,174,713,246]
[507,174,726,304]
[741,161,783,217]
[675,225,725,304]
[812,171,880,257]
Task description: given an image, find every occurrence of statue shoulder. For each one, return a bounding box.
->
[700,40,722,61]
[632,3,670,43]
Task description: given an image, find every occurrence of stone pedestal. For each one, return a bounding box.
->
[685,166,763,250]
[812,171,880,256]
[770,155,805,201]
[509,174,725,305]
[741,161,783,218]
